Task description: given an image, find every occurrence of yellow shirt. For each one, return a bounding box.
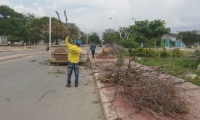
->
[65,37,82,63]
[103,47,109,52]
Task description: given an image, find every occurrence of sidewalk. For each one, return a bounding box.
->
[89,53,200,120]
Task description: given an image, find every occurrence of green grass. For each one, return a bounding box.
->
[187,76,200,86]
[30,60,36,62]
[52,69,66,74]
[133,50,200,86]
[39,60,50,65]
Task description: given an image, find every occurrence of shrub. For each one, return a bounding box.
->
[179,60,199,69]
[160,51,171,58]
[172,48,183,57]
[118,40,140,49]
[194,50,200,62]
[130,48,157,57]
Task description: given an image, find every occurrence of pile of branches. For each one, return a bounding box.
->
[108,44,125,56]
[88,44,200,119]
[96,59,194,120]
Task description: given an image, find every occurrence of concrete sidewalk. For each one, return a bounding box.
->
[88,53,200,120]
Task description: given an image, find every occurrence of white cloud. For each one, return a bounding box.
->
[3,0,200,35]
[50,0,131,34]
[33,2,39,7]
[13,4,45,17]
[126,0,200,32]
[0,0,12,6]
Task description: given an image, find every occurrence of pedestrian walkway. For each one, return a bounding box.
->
[88,53,200,120]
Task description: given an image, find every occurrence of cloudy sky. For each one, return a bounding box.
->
[1,0,200,36]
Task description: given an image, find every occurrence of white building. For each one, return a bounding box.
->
[0,36,7,45]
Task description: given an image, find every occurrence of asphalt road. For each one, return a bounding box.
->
[0,49,45,57]
[0,53,105,120]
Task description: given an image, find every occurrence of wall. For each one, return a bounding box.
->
[0,36,8,45]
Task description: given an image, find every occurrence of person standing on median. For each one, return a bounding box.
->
[102,45,110,57]
[7,41,10,50]
[23,42,26,50]
[65,36,82,87]
[89,42,96,58]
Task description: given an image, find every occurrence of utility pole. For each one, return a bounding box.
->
[180,35,183,49]
[49,0,53,59]
[86,33,88,49]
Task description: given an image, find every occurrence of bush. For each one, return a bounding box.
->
[118,40,140,49]
[130,48,157,57]
[194,50,200,62]
[172,48,183,57]
[160,51,171,58]
[179,60,199,69]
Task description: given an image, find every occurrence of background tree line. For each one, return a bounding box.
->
[102,19,200,49]
[1,5,199,47]
[0,5,92,45]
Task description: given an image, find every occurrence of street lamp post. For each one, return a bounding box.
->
[123,18,136,39]
[86,33,88,49]
[108,18,122,40]
[100,37,104,46]
[177,31,183,49]
[108,18,136,40]
[49,0,53,59]
[180,35,183,49]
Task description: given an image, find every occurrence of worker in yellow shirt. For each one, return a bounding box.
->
[65,36,82,87]
[102,45,110,57]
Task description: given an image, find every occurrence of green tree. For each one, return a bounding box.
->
[52,19,63,45]
[131,19,170,47]
[39,16,50,44]
[0,5,82,45]
[177,31,200,48]
[68,23,81,38]
[102,29,119,44]
[79,32,86,44]
[133,34,146,45]
[27,17,45,45]
[0,5,26,42]
[89,32,100,44]
[118,39,140,49]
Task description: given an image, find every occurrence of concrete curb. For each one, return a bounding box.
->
[93,74,118,120]
[89,56,118,120]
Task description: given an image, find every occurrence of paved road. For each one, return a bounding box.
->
[0,49,46,57]
[0,53,105,120]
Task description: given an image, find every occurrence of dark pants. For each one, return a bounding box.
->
[91,50,95,58]
[67,62,79,85]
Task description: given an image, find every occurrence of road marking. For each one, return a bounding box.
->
[49,66,53,69]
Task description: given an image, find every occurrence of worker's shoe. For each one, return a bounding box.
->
[66,84,71,87]
[75,84,78,87]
